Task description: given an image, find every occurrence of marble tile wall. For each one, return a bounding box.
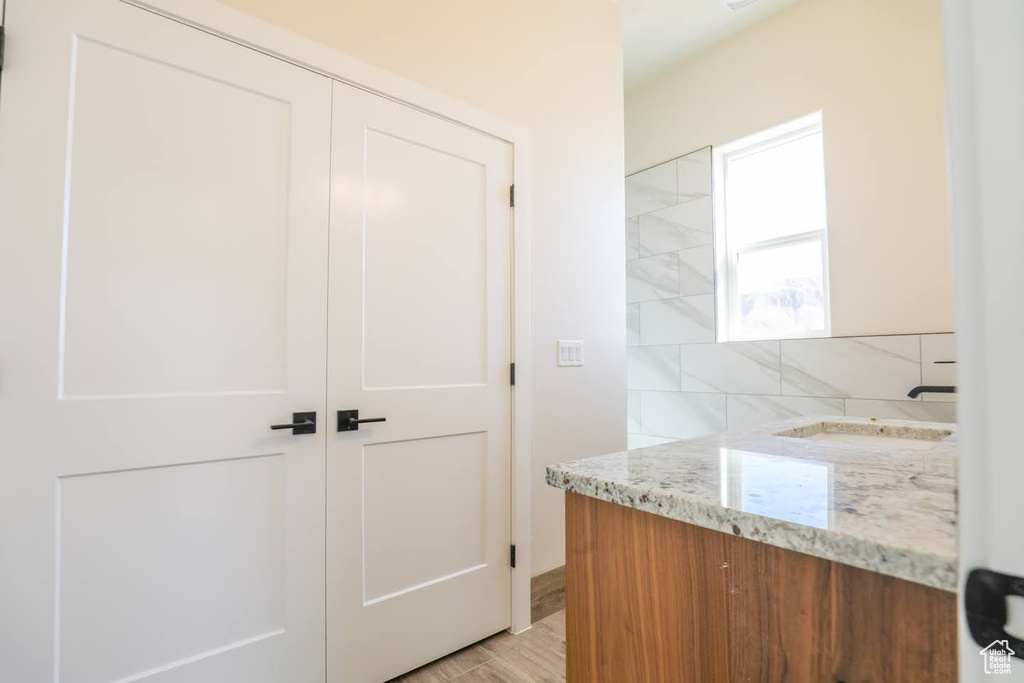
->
[625,148,957,449]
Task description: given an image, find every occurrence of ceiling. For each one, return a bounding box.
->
[622,0,797,91]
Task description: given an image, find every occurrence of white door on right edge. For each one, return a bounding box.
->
[946,0,1024,681]
[326,82,514,682]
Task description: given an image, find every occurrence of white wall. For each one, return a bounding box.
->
[217,0,627,576]
[625,0,954,338]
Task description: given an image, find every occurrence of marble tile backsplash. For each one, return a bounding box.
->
[625,147,957,449]
[638,198,713,255]
[678,341,781,394]
[640,391,727,440]
[639,295,715,345]
[725,395,847,432]
[921,333,957,403]
[678,245,715,296]
[626,253,679,303]
[628,345,681,391]
[624,161,676,217]
[780,335,922,400]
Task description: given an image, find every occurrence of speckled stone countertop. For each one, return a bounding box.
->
[546,416,957,592]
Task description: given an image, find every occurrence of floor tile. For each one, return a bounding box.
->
[451,658,531,682]
[430,644,495,679]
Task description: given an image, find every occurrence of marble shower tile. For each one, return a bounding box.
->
[677,147,712,201]
[781,335,921,400]
[678,245,714,296]
[627,303,641,347]
[628,390,641,432]
[626,253,678,304]
[845,399,956,423]
[628,345,680,391]
[625,217,639,261]
[625,161,676,218]
[638,197,713,256]
[921,333,957,403]
[640,391,727,440]
[727,394,845,431]
[639,294,715,345]
[679,341,781,394]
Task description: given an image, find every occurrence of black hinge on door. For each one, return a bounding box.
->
[510,362,516,386]
[965,568,1024,659]
[510,545,517,569]
[509,184,515,208]
[0,27,6,73]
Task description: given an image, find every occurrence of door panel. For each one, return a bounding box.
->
[362,432,488,603]
[328,82,513,683]
[0,1,330,681]
[361,128,488,390]
[59,455,287,683]
[61,37,291,398]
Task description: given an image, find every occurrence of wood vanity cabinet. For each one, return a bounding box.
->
[564,492,957,682]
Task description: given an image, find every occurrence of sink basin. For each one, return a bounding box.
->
[773,420,953,450]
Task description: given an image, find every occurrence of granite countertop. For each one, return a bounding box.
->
[546,416,958,592]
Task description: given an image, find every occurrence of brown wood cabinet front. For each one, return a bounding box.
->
[565,492,957,682]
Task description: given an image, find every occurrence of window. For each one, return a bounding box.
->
[713,112,830,341]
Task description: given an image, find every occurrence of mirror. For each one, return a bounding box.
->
[624,0,956,447]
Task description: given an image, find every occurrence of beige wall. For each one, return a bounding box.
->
[625,0,954,337]
[218,0,627,576]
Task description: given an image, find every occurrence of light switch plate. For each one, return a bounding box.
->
[558,339,584,367]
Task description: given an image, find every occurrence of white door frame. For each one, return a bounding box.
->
[123,0,535,634]
[943,0,1024,680]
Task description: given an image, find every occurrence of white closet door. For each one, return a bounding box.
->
[326,82,514,682]
[0,1,331,681]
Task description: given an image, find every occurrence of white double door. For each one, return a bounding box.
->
[0,1,513,681]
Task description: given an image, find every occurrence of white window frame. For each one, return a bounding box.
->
[712,111,832,342]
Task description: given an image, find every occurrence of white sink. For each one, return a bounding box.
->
[773,420,953,450]
[802,431,942,450]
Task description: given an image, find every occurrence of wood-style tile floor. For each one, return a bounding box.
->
[388,609,566,683]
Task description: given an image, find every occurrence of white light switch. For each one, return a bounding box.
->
[557,340,584,367]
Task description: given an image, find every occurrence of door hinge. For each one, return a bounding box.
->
[509,184,515,208]
[510,362,516,386]
[0,26,6,73]
[510,544,516,569]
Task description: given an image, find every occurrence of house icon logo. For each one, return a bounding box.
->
[980,640,1015,674]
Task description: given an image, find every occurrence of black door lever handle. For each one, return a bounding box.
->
[270,420,314,430]
[270,412,317,435]
[337,410,386,432]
